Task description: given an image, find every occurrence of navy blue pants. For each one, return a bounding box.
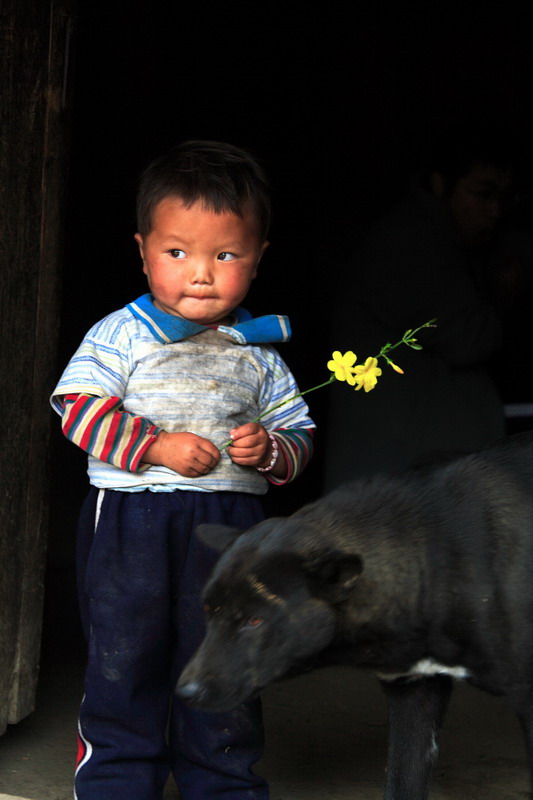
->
[75,487,269,800]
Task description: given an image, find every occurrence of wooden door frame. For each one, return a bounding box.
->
[0,0,73,733]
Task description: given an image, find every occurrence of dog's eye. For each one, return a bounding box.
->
[243,616,264,629]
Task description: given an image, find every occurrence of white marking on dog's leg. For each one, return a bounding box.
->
[378,658,471,683]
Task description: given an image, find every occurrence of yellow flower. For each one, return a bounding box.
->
[389,361,404,374]
[327,351,357,385]
[353,357,382,392]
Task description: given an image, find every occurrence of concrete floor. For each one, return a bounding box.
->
[0,563,531,800]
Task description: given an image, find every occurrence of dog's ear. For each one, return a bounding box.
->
[196,523,243,551]
[304,550,363,602]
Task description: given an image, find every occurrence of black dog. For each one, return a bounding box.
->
[177,430,533,799]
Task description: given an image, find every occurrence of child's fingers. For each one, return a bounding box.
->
[229,422,266,444]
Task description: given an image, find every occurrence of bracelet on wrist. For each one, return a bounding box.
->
[256,433,279,473]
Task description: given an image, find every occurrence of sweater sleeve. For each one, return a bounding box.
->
[266,427,315,486]
[61,393,161,473]
[253,345,316,486]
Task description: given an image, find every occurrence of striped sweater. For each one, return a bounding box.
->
[60,393,313,486]
[51,297,315,493]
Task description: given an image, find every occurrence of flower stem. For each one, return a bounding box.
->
[219,318,436,452]
[374,318,436,359]
[219,375,336,451]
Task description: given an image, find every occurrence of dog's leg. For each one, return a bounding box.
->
[380,674,453,800]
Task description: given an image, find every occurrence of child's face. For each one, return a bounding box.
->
[135,197,268,325]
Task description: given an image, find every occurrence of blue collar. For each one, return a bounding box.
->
[127,294,291,345]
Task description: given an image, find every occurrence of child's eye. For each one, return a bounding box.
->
[168,249,186,259]
[217,252,237,262]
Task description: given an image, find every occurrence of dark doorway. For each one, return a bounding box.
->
[48,0,533,622]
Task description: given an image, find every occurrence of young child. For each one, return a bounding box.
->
[50,140,315,800]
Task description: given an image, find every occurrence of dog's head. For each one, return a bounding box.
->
[175,518,363,711]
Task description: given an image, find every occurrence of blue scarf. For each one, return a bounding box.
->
[127,293,291,345]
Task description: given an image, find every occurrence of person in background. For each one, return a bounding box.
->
[324,122,523,489]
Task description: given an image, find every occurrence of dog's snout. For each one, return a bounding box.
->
[175,679,208,704]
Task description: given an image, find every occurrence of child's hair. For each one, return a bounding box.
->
[136,140,271,239]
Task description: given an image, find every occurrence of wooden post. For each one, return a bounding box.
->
[0,0,73,733]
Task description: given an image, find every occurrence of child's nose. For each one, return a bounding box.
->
[190,258,213,283]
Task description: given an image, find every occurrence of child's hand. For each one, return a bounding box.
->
[227,423,274,469]
[143,431,220,477]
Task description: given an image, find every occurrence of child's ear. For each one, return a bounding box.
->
[134,233,145,260]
